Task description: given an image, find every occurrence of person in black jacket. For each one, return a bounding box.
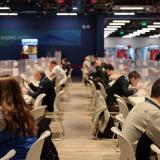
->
[93,61,107,84]
[61,58,71,76]
[104,63,115,92]
[106,71,141,111]
[28,69,56,112]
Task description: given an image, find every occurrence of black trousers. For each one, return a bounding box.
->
[136,133,153,160]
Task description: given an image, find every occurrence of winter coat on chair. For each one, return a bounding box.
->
[92,93,114,138]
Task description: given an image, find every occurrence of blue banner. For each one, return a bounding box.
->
[0,30,81,46]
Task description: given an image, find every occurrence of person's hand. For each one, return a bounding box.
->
[24,79,32,84]
[21,87,28,94]
[133,85,141,93]
[133,88,138,93]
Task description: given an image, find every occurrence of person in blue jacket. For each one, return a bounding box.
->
[0,75,37,160]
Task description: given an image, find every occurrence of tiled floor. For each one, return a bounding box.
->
[52,82,119,160]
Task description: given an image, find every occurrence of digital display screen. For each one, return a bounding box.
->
[21,39,38,46]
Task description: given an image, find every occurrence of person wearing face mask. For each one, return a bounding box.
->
[122,78,160,160]
[106,71,141,111]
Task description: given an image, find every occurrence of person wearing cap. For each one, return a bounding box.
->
[122,78,160,160]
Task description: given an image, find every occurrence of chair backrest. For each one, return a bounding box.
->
[88,80,96,96]
[34,93,46,108]
[31,106,47,121]
[55,83,62,94]
[26,130,51,160]
[151,144,160,160]
[111,127,136,160]
[90,90,101,112]
[54,90,64,111]
[68,68,73,77]
[115,114,125,129]
[0,150,16,160]
[98,82,107,99]
[116,99,129,119]
[92,93,110,135]
[114,94,126,104]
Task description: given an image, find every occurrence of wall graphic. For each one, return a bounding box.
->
[0,30,81,46]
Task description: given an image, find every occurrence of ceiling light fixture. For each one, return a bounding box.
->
[0,7,10,10]
[56,13,77,16]
[109,23,126,25]
[104,28,118,31]
[147,25,160,28]
[114,12,135,16]
[120,6,144,10]
[106,26,121,28]
[153,22,160,25]
[113,20,130,23]
[0,13,18,16]
[123,27,155,38]
[72,7,78,10]
[8,13,18,16]
[70,13,77,16]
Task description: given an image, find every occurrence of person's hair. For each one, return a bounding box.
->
[62,58,67,62]
[104,64,114,71]
[50,60,57,65]
[151,78,160,98]
[35,68,45,77]
[128,71,141,80]
[101,62,106,67]
[0,76,37,136]
[91,61,96,66]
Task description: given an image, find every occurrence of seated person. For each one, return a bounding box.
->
[92,61,107,83]
[0,76,37,159]
[61,58,72,76]
[27,69,56,112]
[48,60,67,86]
[122,78,160,160]
[92,61,107,89]
[106,71,141,111]
[106,67,120,82]
[104,64,115,91]
[89,61,96,78]
[81,56,91,85]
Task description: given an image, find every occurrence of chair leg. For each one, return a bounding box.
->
[53,113,64,135]
[46,113,65,141]
[52,114,64,140]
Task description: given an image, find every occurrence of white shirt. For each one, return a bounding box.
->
[83,60,90,74]
[122,97,160,150]
[52,65,67,85]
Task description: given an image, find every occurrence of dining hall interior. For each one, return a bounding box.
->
[0,0,160,160]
